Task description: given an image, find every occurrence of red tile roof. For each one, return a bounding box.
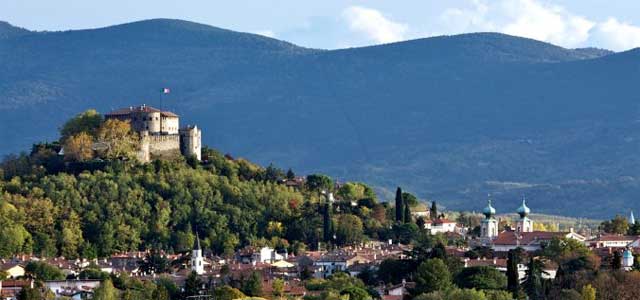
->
[431,218,456,224]
[105,105,178,118]
[493,231,568,246]
[592,235,638,242]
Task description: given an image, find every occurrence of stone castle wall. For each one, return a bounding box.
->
[149,134,180,158]
[136,133,180,162]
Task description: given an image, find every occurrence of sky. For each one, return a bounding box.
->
[2,0,640,51]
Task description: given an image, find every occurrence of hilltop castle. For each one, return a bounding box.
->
[105,104,201,162]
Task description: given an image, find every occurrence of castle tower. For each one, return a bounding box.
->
[179,125,202,161]
[515,196,533,233]
[191,233,204,275]
[481,198,499,240]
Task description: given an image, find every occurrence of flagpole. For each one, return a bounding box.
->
[160,89,163,135]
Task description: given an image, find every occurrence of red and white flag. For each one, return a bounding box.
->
[162,88,171,94]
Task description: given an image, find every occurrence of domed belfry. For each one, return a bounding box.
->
[481,196,499,240]
[515,196,533,233]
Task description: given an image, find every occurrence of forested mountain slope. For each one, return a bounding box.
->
[1,19,638,218]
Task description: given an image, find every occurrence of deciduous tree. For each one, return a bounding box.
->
[60,109,103,143]
[600,215,629,235]
[335,214,364,246]
[414,258,452,295]
[454,266,507,290]
[93,279,118,300]
[242,271,263,297]
[63,132,94,161]
[96,119,138,160]
[581,284,596,300]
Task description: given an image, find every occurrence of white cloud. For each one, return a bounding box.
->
[500,0,593,47]
[439,0,494,34]
[589,18,640,51]
[252,30,276,38]
[440,0,594,48]
[342,6,408,44]
[438,0,640,50]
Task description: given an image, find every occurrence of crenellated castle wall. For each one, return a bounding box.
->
[137,133,180,162]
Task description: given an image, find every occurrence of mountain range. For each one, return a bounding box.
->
[1,19,639,218]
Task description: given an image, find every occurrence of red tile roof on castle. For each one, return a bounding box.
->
[105,105,178,117]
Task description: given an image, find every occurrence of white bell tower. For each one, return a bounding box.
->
[515,196,533,233]
[481,198,499,241]
[191,233,204,275]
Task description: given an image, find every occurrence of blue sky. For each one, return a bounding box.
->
[2,0,640,51]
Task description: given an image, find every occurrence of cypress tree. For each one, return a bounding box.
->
[507,250,520,297]
[523,257,546,300]
[323,201,333,242]
[404,199,411,223]
[286,168,295,180]
[612,251,622,270]
[395,187,403,222]
[430,201,438,221]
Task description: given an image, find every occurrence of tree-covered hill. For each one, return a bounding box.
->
[0,19,638,218]
[0,142,397,259]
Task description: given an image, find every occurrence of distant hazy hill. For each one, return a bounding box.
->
[0,21,30,40]
[1,19,638,218]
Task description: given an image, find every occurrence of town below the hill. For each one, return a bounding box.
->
[2,108,639,300]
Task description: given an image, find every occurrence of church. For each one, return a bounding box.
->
[479,197,585,252]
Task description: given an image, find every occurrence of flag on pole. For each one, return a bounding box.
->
[162,88,171,94]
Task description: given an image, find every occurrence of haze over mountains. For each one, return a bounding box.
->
[1,19,639,218]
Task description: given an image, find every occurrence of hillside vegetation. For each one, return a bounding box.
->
[1,19,639,218]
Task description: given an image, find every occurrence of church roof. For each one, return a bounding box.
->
[493,231,567,246]
[194,233,201,251]
[483,199,496,217]
[517,197,531,216]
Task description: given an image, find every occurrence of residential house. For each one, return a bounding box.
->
[44,279,101,299]
[0,280,33,300]
[591,235,638,249]
[463,257,557,280]
[424,218,457,234]
[492,230,585,252]
[238,246,286,264]
[0,263,25,279]
[313,253,371,278]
